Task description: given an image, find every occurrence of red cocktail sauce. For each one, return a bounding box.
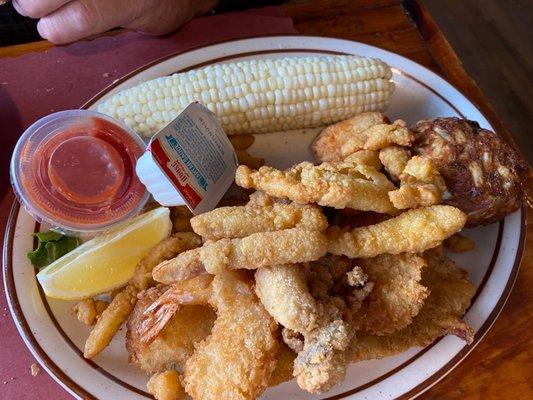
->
[18,117,147,229]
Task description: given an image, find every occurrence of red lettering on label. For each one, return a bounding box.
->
[149,139,202,207]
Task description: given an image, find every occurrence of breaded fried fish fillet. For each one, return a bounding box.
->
[352,250,475,361]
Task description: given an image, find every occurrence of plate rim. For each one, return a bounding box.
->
[3,34,527,400]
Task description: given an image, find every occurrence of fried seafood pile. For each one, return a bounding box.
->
[70,112,519,400]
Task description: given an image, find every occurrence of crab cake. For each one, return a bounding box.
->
[412,117,525,226]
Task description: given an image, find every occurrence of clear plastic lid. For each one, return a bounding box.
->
[11,110,150,233]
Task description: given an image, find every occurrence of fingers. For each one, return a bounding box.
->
[122,0,219,36]
[37,0,139,44]
[12,0,70,19]
[29,0,219,45]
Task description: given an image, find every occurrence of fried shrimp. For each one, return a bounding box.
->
[235,161,396,213]
[138,275,214,346]
[311,112,387,162]
[153,228,328,284]
[327,205,467,258]
[355,254,428,335]
[352,250,475,361]
[127,283,215,374]
[83,233,202,359]
[190,202,328,240]
[138,271,278,400]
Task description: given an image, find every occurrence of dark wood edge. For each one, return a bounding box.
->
[403,0,533,208]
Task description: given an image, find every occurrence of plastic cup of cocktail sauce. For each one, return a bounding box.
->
[10,110,150,234]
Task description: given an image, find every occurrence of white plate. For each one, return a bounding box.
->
[3,36,525,400]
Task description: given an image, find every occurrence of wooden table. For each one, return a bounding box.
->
[1,1,531,399]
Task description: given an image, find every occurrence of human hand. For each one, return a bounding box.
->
[12,0,219,44]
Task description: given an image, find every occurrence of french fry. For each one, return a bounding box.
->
[147,371,186,400]
[83,233,202,358]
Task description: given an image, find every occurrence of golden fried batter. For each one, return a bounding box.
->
[147,371,186,400]
[127,285,215,374]
[389,156,447,209]
[340,119,413,158]
[255,261,363,393]
[343,150,382,170]
[84,285,138,359]
[73,298,109,326]
[191,202,327,240]
[153,229,328,284]
[256,264,319,334]
[355,254,428,335]
[268,342,297,387]
[379,146,411,181]
[293,319,353,393]
[327,205,467,258]
[235,161,396,213]
[352,250,475,361]
[83,233,202,359]
[311,112,387,162]
[184,271,278,400]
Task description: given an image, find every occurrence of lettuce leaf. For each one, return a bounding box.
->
[27,231,81,268]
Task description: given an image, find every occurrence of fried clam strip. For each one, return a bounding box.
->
[343,149,382,170]
[340,119,413,159]
[153,228,328,284]
[351,250,475,361]
[255,263,363,394]
[190,202,328,240]
[327,205,467,259]
[83,232,202,359]
[354,254,428,335]
[378,146,411,182]
[235,161,396,214]
[138,271,278,400]
[311,112,387,163]
[389,156,447,209]
[126,284,215,374]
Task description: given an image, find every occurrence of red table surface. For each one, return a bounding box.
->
[0,7,296,399]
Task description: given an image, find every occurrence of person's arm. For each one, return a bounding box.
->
[11,0,219,44]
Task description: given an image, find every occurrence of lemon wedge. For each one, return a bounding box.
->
[37,207,172,300]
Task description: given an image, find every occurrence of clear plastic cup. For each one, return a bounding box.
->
[10,110,150,234]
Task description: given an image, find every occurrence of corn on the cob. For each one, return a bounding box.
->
[97,55,394,137]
